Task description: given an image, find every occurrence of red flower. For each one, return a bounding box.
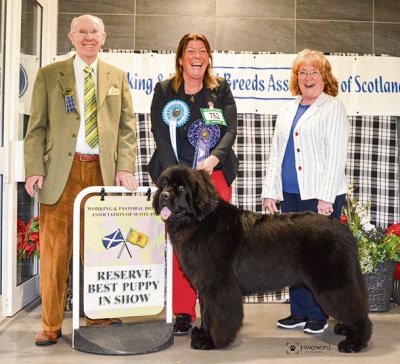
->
[29,231,39,243]
[386,223,400,236]
[17,219,27,258]
[24,241,37,257]
[389,223,400,280]
[27,232,40,254]
[395,263,400,280]
[340,214,348,224]
[17,216,40,260]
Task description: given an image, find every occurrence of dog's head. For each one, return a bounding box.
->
[152,165,219,223]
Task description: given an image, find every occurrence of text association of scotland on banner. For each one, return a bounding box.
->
[50,52,400,116]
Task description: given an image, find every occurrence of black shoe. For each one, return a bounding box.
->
[174,313,192,335]
[303,320,328,334]
[277,314,307,329]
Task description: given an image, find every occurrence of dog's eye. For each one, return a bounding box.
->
[178,185,184,191]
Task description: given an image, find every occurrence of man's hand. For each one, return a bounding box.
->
[25,175,44,197]
[115,170,139,191]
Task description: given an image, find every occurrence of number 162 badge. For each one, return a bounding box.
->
[200,103,227,126]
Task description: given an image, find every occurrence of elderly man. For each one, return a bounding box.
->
[24,14,138,346]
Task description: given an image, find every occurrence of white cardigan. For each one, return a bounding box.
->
[262,92,349,204]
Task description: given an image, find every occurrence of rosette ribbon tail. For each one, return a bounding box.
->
[162,100,191,162]
[169,117,179,161]
[193,137,209,169]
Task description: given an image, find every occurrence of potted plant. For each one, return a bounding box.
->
[341,184,400,311]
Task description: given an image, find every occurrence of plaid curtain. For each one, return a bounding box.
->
[345,116,399,228]
[135,113,155,187]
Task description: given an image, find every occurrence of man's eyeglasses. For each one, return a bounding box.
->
[297,70,321,78]
[72,30,103,38]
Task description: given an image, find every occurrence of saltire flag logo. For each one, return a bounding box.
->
[102,228,131,258]
[102,228,148,258]
[102,229,125,249]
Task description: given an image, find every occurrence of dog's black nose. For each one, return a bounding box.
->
[160,191,170,200]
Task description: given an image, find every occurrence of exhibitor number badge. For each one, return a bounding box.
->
[200,108,227,126]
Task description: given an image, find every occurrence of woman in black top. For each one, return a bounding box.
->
[148,33,239,334]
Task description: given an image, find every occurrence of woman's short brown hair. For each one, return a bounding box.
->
[289,49,339,97]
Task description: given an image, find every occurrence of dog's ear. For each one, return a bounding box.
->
[193,170,219,220]
[152,173,167,214]
[152,187,162,214]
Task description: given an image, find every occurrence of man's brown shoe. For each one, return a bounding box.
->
[85,317,122,326]
[35,328,62,346]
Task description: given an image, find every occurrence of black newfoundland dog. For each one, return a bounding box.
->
[153,165,372,353]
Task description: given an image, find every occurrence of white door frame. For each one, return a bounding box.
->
[1,0,58,318]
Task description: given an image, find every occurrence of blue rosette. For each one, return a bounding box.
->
[162,100,190,127]
[188,119,221,169]
[162,100,190,161]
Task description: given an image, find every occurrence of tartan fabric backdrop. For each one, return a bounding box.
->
[134,113,399,303]
[346,115,399,228]
[136,113,399,227]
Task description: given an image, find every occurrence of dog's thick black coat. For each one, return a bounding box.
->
[153,165,372,352]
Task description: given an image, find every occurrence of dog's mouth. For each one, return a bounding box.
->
[161,206,172,220]
[159,204,189,222]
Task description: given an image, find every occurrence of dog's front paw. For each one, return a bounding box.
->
[334,323,349,336]
[338,339,366,353]
[190,326,216,350]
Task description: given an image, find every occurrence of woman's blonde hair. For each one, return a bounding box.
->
[172,33,221,92]
[289,49,339,97]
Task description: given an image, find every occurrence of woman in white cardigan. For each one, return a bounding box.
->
[262,49,349,335]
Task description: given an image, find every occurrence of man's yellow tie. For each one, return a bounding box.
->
[84,66,98,149]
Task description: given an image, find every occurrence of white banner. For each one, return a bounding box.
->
[50,52,400,116]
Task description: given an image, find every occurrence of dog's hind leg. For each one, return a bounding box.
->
[313,281,372,353]
[191,280,244,350]
[332,288,372,351]
[335,317,372,353]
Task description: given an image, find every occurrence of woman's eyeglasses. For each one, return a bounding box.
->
[297,70,321,78]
